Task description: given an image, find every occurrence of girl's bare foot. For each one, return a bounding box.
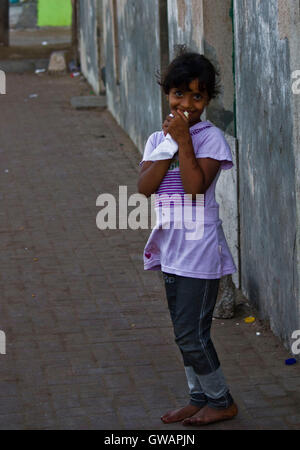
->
[161,404,203,424]
[182,403,238,426]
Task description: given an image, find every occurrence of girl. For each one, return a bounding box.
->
[138,51,238,426]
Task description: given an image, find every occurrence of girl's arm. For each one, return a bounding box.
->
[178,136,221,197]
[166,110,220,198]
[137,160,172,198]
[138,118,175,198]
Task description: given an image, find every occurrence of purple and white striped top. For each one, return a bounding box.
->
[140,120,237,279]
[140,120,233,210]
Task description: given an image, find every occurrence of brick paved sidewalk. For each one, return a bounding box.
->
[0,73,299,430]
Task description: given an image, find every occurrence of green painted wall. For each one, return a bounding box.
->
[37,0,72,27]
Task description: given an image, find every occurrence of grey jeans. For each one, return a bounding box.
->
[162,272,234,409]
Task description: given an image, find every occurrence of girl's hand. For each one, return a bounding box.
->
[163,110,190,143]
[162,114,173,136]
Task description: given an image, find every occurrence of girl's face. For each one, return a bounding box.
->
[167,79,210,127]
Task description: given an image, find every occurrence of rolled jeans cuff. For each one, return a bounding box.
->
[206,391,234,410]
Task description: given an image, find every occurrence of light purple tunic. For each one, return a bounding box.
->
[139,120,237,279]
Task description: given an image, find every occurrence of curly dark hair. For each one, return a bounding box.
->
[157,48,221,100]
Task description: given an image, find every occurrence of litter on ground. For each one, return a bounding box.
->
[244,316,255,323]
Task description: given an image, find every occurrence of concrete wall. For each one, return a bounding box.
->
[167,0,204,59]
[97,0,106,94]
[216,134,239,289]
[234,0,300,346]
[78,0,100,95]
[288,1,300,347]
[10,0,37,30]
[202,0,235,136]
[102,0,163,153]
